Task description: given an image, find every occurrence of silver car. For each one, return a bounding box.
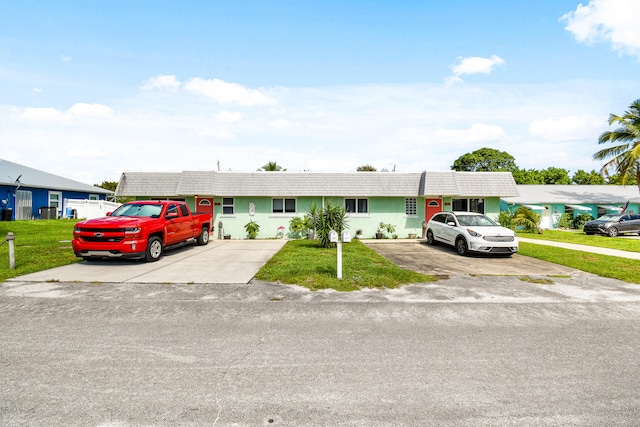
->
[583,214,640,237]
[426,212,518,256]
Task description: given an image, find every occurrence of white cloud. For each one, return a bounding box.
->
[68,103,113,118]
[185,78,276,106]
[433,123,507,144]
[446,55,505,85]
[67,147,108,158]
[528,115,606,142]
[61,54,72,62]
[561,0,640,58]
[215,111,242,123]
[33,87,42,93]
[269,118,290,129]
[141,74,181,91]
[19,107,67,122]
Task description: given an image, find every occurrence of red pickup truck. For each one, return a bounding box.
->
[72,200,212,262]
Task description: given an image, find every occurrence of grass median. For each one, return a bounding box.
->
[0,220,81,281]
[255,239,437,291]
[518,241,640,284]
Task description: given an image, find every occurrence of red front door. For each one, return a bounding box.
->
[195,197,214,227]
[425,199,442,222]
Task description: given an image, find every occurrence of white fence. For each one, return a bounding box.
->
[65,199,122,220]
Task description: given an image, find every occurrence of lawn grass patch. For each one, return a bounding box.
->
[519,242,640,284]
[0,220,80,281]
[518,229,640,252]
[255,239,437,291]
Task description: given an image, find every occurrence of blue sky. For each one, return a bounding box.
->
[1,0,639,184]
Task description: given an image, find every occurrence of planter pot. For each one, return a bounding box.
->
[306,232,315,240]
[355,234,363,240]
[408,233,417,239]
[375,233,383,239]
[223,235,231,240]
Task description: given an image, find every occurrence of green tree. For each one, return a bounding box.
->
[541,167,571,184]
[572,169,606,185]
[451,148,517,172]
[593,99,640,192]
[356,164,377,171]
[605,172,638,186]
[259,161,286,171]
[94,180,118,191]
[512,168,545,184]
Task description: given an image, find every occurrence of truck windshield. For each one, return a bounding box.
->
[111,204,163,218]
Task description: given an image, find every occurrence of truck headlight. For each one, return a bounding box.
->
[124,227,141,235]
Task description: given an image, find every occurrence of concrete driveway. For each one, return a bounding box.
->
[8,239,288,284]
[363,240,577,277]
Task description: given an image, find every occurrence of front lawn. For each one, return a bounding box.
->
[519,242,640,284]
[255,239,437,292]
[518,229,640,253]
[0,219,80,281]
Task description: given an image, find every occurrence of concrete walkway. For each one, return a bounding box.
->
[518,237,640,260]
[7,239,288,284]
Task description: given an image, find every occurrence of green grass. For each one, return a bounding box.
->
[255,239,437,291]
[0,220,80,281]
[518,229,640,252]
[519,242,640,284]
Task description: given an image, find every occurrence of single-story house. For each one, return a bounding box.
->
[115,170,519,239]
[501,185,640,229]
[0,158,112,220]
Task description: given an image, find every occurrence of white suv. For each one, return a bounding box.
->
[426,212,518,256]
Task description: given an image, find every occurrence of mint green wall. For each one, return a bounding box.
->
[213,196,427,239]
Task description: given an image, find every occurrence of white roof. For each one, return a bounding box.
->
[0,158,112,194]
[503,185,640,205]
[115,170,520,198]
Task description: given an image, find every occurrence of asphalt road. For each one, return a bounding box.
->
[2,274,640,426]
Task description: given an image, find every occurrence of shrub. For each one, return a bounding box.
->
[498,210,514,229]
[513,206,541,233]
[244,220,260,239]
[307,202,348,248]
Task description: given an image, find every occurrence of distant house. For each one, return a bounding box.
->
[502,185,640,229]
[115,170,519,239]
[0,158,112,220]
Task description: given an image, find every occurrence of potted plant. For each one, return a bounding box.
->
[244,220,260,239]
[377,222,396,239]
[303,213,315,239]
[355,229,364,239]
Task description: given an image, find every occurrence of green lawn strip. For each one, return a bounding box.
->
[519,242,640,284]
[255,239,437,292]
[518,230,640,253]
[0,220,80,281]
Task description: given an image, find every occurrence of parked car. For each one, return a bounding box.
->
[583,213,640,237]
[73,201,212,262]
[426,211,518,256]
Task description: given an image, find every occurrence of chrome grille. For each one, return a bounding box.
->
[483,235,514,242]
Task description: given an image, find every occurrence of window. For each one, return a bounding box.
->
[452,198,485,214]
[273,198,296,213]
[179,204,189,216]
[405,198,417,216]
[89,194,99,200]
[48,191,62,208]
[222,198,234,215]
[345,198,368,214]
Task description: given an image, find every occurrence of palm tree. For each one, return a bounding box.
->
[259,161,286,171]
[593,99,640,192]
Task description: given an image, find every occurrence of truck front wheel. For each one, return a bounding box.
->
[145,236,163,262]
[197,227,210,245]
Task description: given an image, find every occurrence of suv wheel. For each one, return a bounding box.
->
[607,227,619,237]
[426,230,436,245]
[455,237,468,256]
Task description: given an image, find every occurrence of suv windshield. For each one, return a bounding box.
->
[111,203,163,218]
[596,214,621,221]
[456,214,497,227]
